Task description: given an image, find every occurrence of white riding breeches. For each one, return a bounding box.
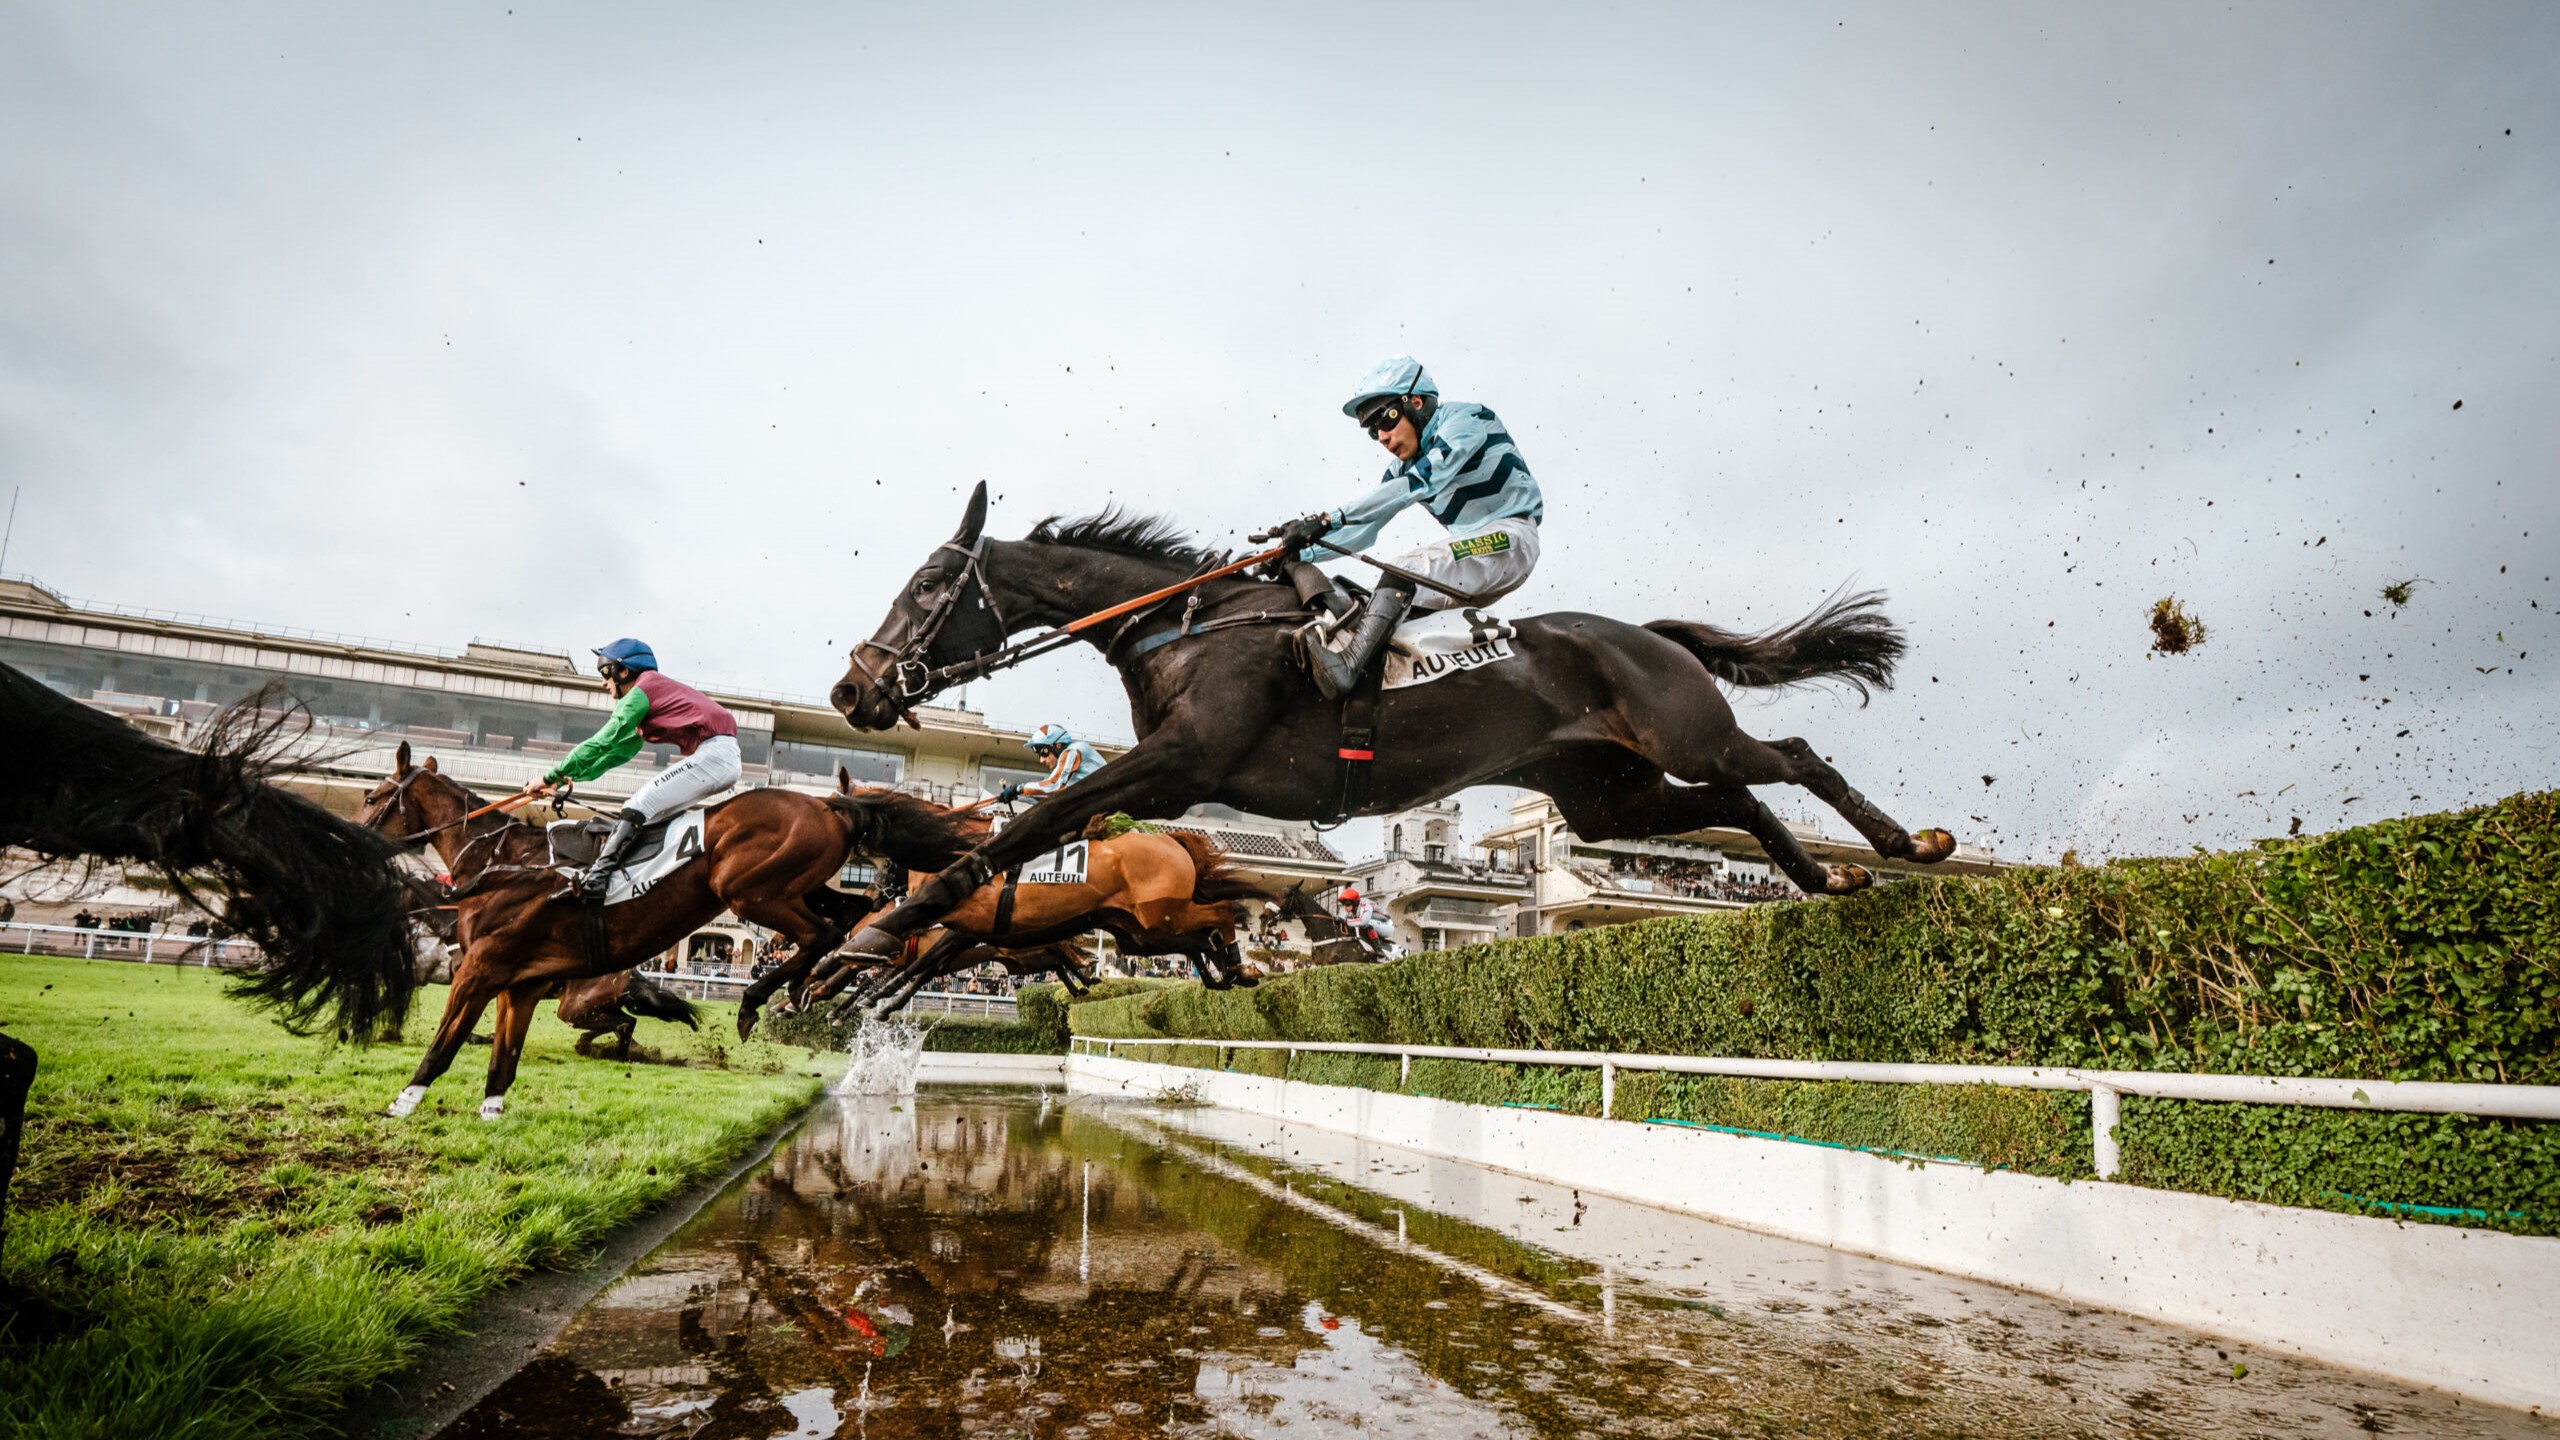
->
[1393,520,1540,614]
[624,733,742,822]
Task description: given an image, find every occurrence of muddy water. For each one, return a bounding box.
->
[446,1090,2544,1439]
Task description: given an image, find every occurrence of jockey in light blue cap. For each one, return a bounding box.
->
[1269,357,1545,698]
[998,723,1106,804]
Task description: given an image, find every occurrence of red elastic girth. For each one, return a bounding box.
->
[1338,748,1374,761]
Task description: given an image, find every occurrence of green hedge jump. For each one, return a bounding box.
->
[1070,790,2560,1232]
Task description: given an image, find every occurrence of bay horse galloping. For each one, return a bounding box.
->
[355,743,887,1119]
[0,664,417,1243]
[830,484,1954,959]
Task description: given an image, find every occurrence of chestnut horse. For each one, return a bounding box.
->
[354,743,874,1119]
[804,821,1268,1017]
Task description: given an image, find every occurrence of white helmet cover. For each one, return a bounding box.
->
[1027,723,1074,751]
[1341,356,1439,417]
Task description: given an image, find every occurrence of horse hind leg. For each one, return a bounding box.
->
[479,987,543,1121]
[1756,736,1955,863]
[1701,733,1952,865]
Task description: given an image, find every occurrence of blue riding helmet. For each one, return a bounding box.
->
[1341,356,1439,418]
[1026,723,1075,752]
[593,638,659,673]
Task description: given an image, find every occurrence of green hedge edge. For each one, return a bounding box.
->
[1070,790,2560,1233]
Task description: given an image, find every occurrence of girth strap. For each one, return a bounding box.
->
[581,897,611,970]
[993,870,1021,936]
[1327,668,1384,825]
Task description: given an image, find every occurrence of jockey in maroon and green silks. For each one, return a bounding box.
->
[522,637,741,898]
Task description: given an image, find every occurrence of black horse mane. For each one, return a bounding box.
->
[0,664,418,1039]
[1023,509,1228,571]
[828,786,985,870]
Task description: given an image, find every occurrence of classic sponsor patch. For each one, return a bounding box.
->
[1447,530,1513,559]
[1383,608,1521,690]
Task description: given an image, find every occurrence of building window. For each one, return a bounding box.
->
[1391,824,1405,854]
[773,741,903,786]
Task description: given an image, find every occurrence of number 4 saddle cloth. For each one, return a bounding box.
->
[545,810,709,905]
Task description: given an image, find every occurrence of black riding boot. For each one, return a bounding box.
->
[1309,580,1414,700]
[577,807,646,900]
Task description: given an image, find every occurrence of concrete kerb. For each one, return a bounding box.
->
[1066,1051,2560,1415]
[336,1092,826,1440]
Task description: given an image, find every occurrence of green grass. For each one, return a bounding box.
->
[0,955,830,1440]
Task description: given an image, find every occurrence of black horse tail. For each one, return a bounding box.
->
[622,974,702,1030]
[1645,587,1903,705]
[1167,832,1272,907]
[0,665,419,1040]
[181,695,422,1040]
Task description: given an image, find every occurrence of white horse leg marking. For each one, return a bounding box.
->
[386,1084,427,1118]
[478,1095,506,1122]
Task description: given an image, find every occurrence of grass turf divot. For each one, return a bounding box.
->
[0,956,829,1440]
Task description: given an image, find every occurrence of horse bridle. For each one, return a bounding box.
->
[847,535,1011,712]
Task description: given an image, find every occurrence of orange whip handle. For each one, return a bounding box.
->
[1061,546,1286,635]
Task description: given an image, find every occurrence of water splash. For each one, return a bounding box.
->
[835,1013,929,1095]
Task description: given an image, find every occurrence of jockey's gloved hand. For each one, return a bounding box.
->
[1262,513,1334,551]
[996,783,1022,803]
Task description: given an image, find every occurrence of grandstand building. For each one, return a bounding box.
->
[1478,794,2004,937]
[0,574,1346,968]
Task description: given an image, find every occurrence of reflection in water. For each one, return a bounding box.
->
[448,1090,2544,1439]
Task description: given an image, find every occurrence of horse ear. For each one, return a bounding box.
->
[836,765,852,795]
[421,755,439,773]
[952,480,988,547]
[394,740,412,775]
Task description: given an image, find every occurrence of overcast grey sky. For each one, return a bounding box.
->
[5,1,2553,861]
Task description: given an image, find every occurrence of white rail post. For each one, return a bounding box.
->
[2090,1084,2123,1178]
[1601,1059,1617,1120]
[1217,1044,1227,1071]
[1399,1050,1411,1086]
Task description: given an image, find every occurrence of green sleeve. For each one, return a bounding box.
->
[548,687,650,783]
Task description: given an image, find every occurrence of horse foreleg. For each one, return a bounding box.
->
[0,1030,34,1248]
[390,967,500,1117]
[479,987,543,1121]
[846,739,1217,957]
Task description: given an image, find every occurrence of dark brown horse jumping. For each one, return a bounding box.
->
[828,485,1954,959]
[355,743,865,1120]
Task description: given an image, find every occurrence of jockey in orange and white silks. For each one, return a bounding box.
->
[996,723,1106,805]
[1269,357,1544,699]
[520,637,741,899]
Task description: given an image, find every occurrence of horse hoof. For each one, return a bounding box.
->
[478,1096,506,1122]
[385,1085,426,1119]
[847,925,900,959]
[1908,828,1957,864]
[1823,864,1872,895]
[736,1010,758,1042]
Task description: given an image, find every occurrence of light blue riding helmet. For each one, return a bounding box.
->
[1341,356,1439,417]
[1027,723,1075,752]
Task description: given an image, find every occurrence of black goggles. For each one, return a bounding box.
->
[1358,401,1406,435]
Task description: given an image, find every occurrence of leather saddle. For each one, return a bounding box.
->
[545,815,677,873]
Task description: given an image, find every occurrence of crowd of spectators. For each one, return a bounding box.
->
[69,909,177,934]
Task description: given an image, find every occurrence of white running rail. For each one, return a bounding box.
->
[5,920,263,967]
[1069,1035,2560,1178]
